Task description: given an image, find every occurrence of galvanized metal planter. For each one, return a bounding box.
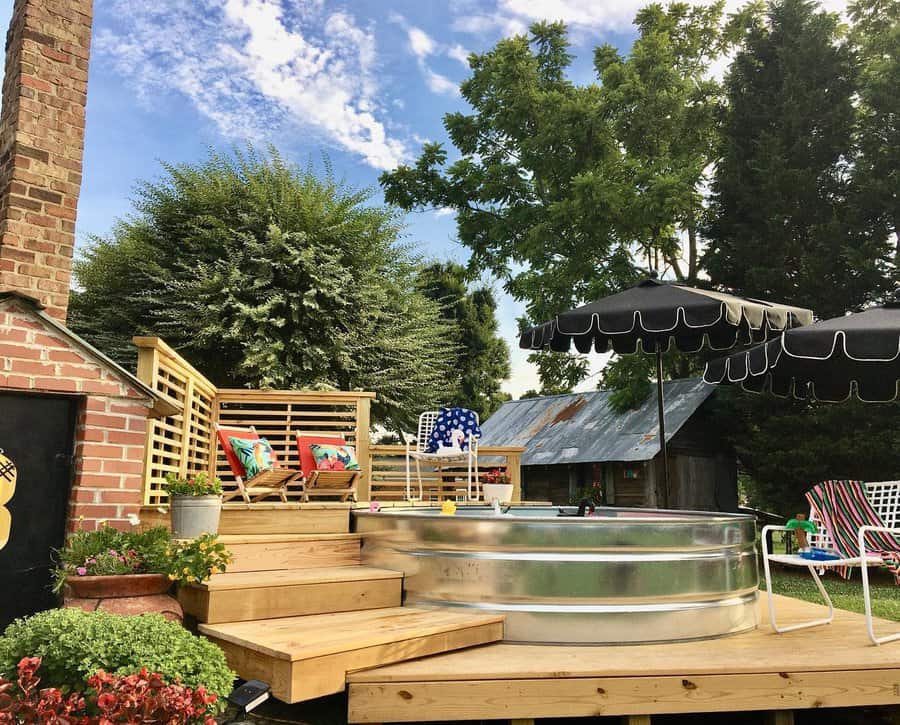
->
[353,506,759,644]
[170,495,221,538]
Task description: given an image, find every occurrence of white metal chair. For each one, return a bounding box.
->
[761,480,900,645]
[405,410,480,501]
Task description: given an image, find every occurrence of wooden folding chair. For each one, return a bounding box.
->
[295,433,360,502]
[215,423,302,503]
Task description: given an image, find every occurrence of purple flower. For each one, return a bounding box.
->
[76,567,87,576]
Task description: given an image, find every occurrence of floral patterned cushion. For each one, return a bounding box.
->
[309,443,360,471]
[229,436,275,479]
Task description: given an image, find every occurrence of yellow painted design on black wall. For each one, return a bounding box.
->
[0,449,15,550]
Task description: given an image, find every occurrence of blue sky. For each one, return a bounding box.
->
[0,0,847,396]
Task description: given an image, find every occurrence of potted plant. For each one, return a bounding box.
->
[53,524,177,613]
[53,523,231,619]
[165,472,223,539]
[482,468,514,504]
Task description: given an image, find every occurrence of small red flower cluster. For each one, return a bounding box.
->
[483,468,509,485]
[0,657,217,724]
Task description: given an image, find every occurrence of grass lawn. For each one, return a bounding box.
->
[767,567,900,621]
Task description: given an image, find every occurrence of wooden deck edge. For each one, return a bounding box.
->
[347,667,900,723]
[208,620,504,703]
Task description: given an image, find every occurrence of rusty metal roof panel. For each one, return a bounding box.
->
[480,377,714,465]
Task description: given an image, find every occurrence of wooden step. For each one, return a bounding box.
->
[179,566,402,624]
[217,533,361,573]
[199,606,505,703]
[139,502,352,535]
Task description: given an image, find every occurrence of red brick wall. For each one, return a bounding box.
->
[0,0,93,321]
[0,297,151,531]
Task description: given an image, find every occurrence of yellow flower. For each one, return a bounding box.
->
[186,575,196,582]
[168,574,177,581]
[183,567,190,574]
[199,543,207,551]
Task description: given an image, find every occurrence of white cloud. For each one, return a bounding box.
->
[94,0,408,170]
[407,26,437,59]
[434,206,456,217]
[447,44,472,67]
[390,18,461,96]
[424,69,459,97]
[464,0,851,37]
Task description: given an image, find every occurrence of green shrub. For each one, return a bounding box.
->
[0,609,235,709]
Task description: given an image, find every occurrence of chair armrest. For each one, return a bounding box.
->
[857,525,900,557]
[761,525,792,558]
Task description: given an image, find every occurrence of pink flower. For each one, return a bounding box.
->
[76,567,87,576]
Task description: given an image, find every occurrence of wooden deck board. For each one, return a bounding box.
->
[199,606,504,660]
[200,606,505,703]
[346,595,900,723]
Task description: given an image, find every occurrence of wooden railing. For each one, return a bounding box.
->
[368,445,523,502]
[134,336,522,505]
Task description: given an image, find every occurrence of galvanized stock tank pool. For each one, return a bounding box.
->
[353,506,759,644]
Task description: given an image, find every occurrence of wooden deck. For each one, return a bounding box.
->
[347,594,900,723]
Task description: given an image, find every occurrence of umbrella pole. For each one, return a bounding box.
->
[655,345,670,508]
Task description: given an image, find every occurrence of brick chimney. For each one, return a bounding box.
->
[0,0,93,321]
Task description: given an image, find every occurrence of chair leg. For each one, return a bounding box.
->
[861,562,900,645]
[761,527,834,634]
[415,457,424,500]
[405,449,413,501]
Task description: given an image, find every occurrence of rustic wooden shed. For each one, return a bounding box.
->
[479,378,737,511]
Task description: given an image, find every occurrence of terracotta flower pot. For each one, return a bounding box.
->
[66,573,171,599]
[64,574,183,622]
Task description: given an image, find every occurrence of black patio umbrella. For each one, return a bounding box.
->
[519,277,814,504]
[703,291,900,403]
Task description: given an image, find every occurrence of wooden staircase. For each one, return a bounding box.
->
[179,525,504,703]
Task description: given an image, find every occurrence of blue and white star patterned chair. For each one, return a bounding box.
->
[405,408,480,501]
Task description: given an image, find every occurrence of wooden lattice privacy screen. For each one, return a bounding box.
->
[213,389,372,501]
[135,337,216,506]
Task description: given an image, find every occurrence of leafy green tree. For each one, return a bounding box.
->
[381,8,729,395]
[417,262,511,419]
[69,148,457,430]
[848,0,900,271]
[703,0,898,514]
[704,0,892,316]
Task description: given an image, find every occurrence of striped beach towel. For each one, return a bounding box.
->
[805,480,900,584]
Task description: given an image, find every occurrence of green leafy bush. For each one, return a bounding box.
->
[0,609,235,709]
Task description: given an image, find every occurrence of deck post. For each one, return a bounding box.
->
[356,396,372,501]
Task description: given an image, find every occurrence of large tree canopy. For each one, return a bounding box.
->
[381,6,729,395]
[417,262,511,420]
[704,0,898,514]
[704,0,892,318]
[69,148,458,430]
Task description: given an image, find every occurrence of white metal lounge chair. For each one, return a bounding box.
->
[761,479,900,645]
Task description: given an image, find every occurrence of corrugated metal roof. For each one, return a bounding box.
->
[480,377,714,465]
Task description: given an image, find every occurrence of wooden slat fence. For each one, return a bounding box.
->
[212,390,373,501]
[368,445,523,502]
